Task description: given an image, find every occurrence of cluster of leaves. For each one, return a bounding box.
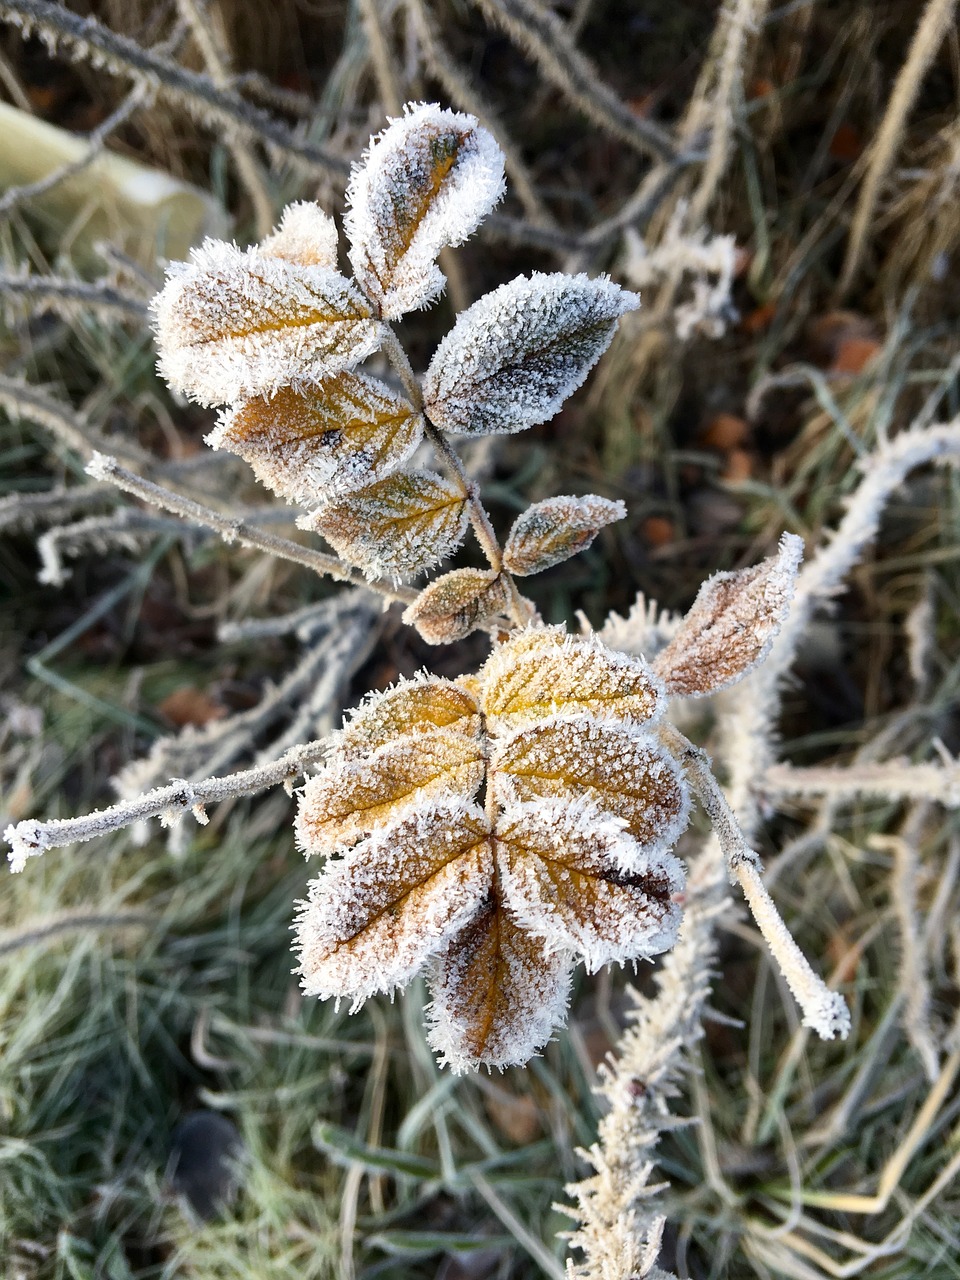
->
[153,102,634,634]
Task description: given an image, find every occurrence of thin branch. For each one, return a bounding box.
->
[0,0,349,178]
[0,376,157,471]
[84,452,419,606]
[0,483,114,533]
[0,272,150,322]
[660,721,851,1041]
[764,757,960,807]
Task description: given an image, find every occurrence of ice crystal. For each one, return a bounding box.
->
[653,532,804,697]
[152,238,381,406]
[345,103,505,319]
[503,494,626,576]
[258,201,339,268]
[295,625,689,1071]
[403,567,509,644]
[208,373,423,504]
[301,470,469,581]
[422,272,640,435]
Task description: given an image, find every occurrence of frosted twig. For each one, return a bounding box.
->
[84,452,420,606]
[470,0,680,162]
[764,757,960,808]
[839,0,959,294]
[0,483,114,533]
[0,376,157,471]
[4,737,331,871]
[0,271,150,322]
[0,0,349,179]
[660,721,850,1041]
[175,0,274,237]
[36,508,204,587]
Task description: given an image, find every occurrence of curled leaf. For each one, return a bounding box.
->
[153,239,381,406]
[302,470,469,581]
[653,532,804,697]
[422,273,639,436]
[503,494,626,576]
[296,728,484,854]
[336,674,480,761]
[492,716,689,854]
[259,201,338,267]
[296,800,493,1005]
[496,799,683,971]
[480,627,662,731]
[403,569,509,645]
[208,374,423,503]
[346,102,505,318]
[426,891,573,1072]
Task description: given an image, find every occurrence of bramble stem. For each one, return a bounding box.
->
[380,325,533,628]
[659,721,851,1041]
[85,453,419,607]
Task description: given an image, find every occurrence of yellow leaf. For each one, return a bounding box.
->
[403,569,509,644]
[480,627,662,731]
[302,470,469,581]
[496,800,683,971]
[153,240,381,406]
[503,495,625,576]
[296,800,493,1004]
[208,374,424,503]
[426,891,572,1072]
[336,675,481,761]
[491,717,688,851]
[296,727,484,853]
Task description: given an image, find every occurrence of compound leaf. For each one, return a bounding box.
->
[346,103,505,319]
[208,373,423,503]
[422,272,639,436]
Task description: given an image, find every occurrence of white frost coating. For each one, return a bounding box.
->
[345,102,505,318]
[496,798,684,971]
[503,494,626,576]
[295,799,493,1006]
[152,238,382,406]
[258,201,339,268]
[423,272,640,436]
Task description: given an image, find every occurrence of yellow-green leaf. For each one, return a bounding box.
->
[208,373,423,503]
[302,470,469,581]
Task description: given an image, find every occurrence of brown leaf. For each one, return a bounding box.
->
[403,569,510,644]
[653,532,803,697]
[503,495,625,576]
[426,891,572,1072]
[157,686,225,728]
[296,727,484,853]
[209,374,423,503]
[303,470,469,580]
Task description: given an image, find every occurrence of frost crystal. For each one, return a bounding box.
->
[423,273,640,435]
[503,494,626,576]
[403,568,509,644]
[294,625,689,1071]
[208,373,423,504]
[152,238,382,406]
[346,103,505,318]
[258,201,339,268]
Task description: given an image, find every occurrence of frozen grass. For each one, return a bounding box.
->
[1,2,960,1277]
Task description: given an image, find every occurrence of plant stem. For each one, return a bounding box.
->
[85,453,419,607]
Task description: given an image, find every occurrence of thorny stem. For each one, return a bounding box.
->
[658,721,851,1042]
[85,453,420,607]
[4,738,332,872]
[379,325,534,628]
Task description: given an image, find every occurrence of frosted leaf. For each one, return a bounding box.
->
[208,374,423,504]
[425,891,573,1072]
[258,201,339,268]
[503,494,626,576]
[296,727,483,854]
[346,103,505,318]
[301,470,469,581]
[480,626,663,731]
[491,716,689,855]
[152,238,381,406]
[335,673,480,762]
[422,273,640,436]
[653,532,804,697]
[496,799,684,971]
[403,569,509,645]
[295,799,493,1005]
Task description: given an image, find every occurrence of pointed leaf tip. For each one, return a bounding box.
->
[346,103,505,319]
[653,531,804,697]
[423,272,640,436]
